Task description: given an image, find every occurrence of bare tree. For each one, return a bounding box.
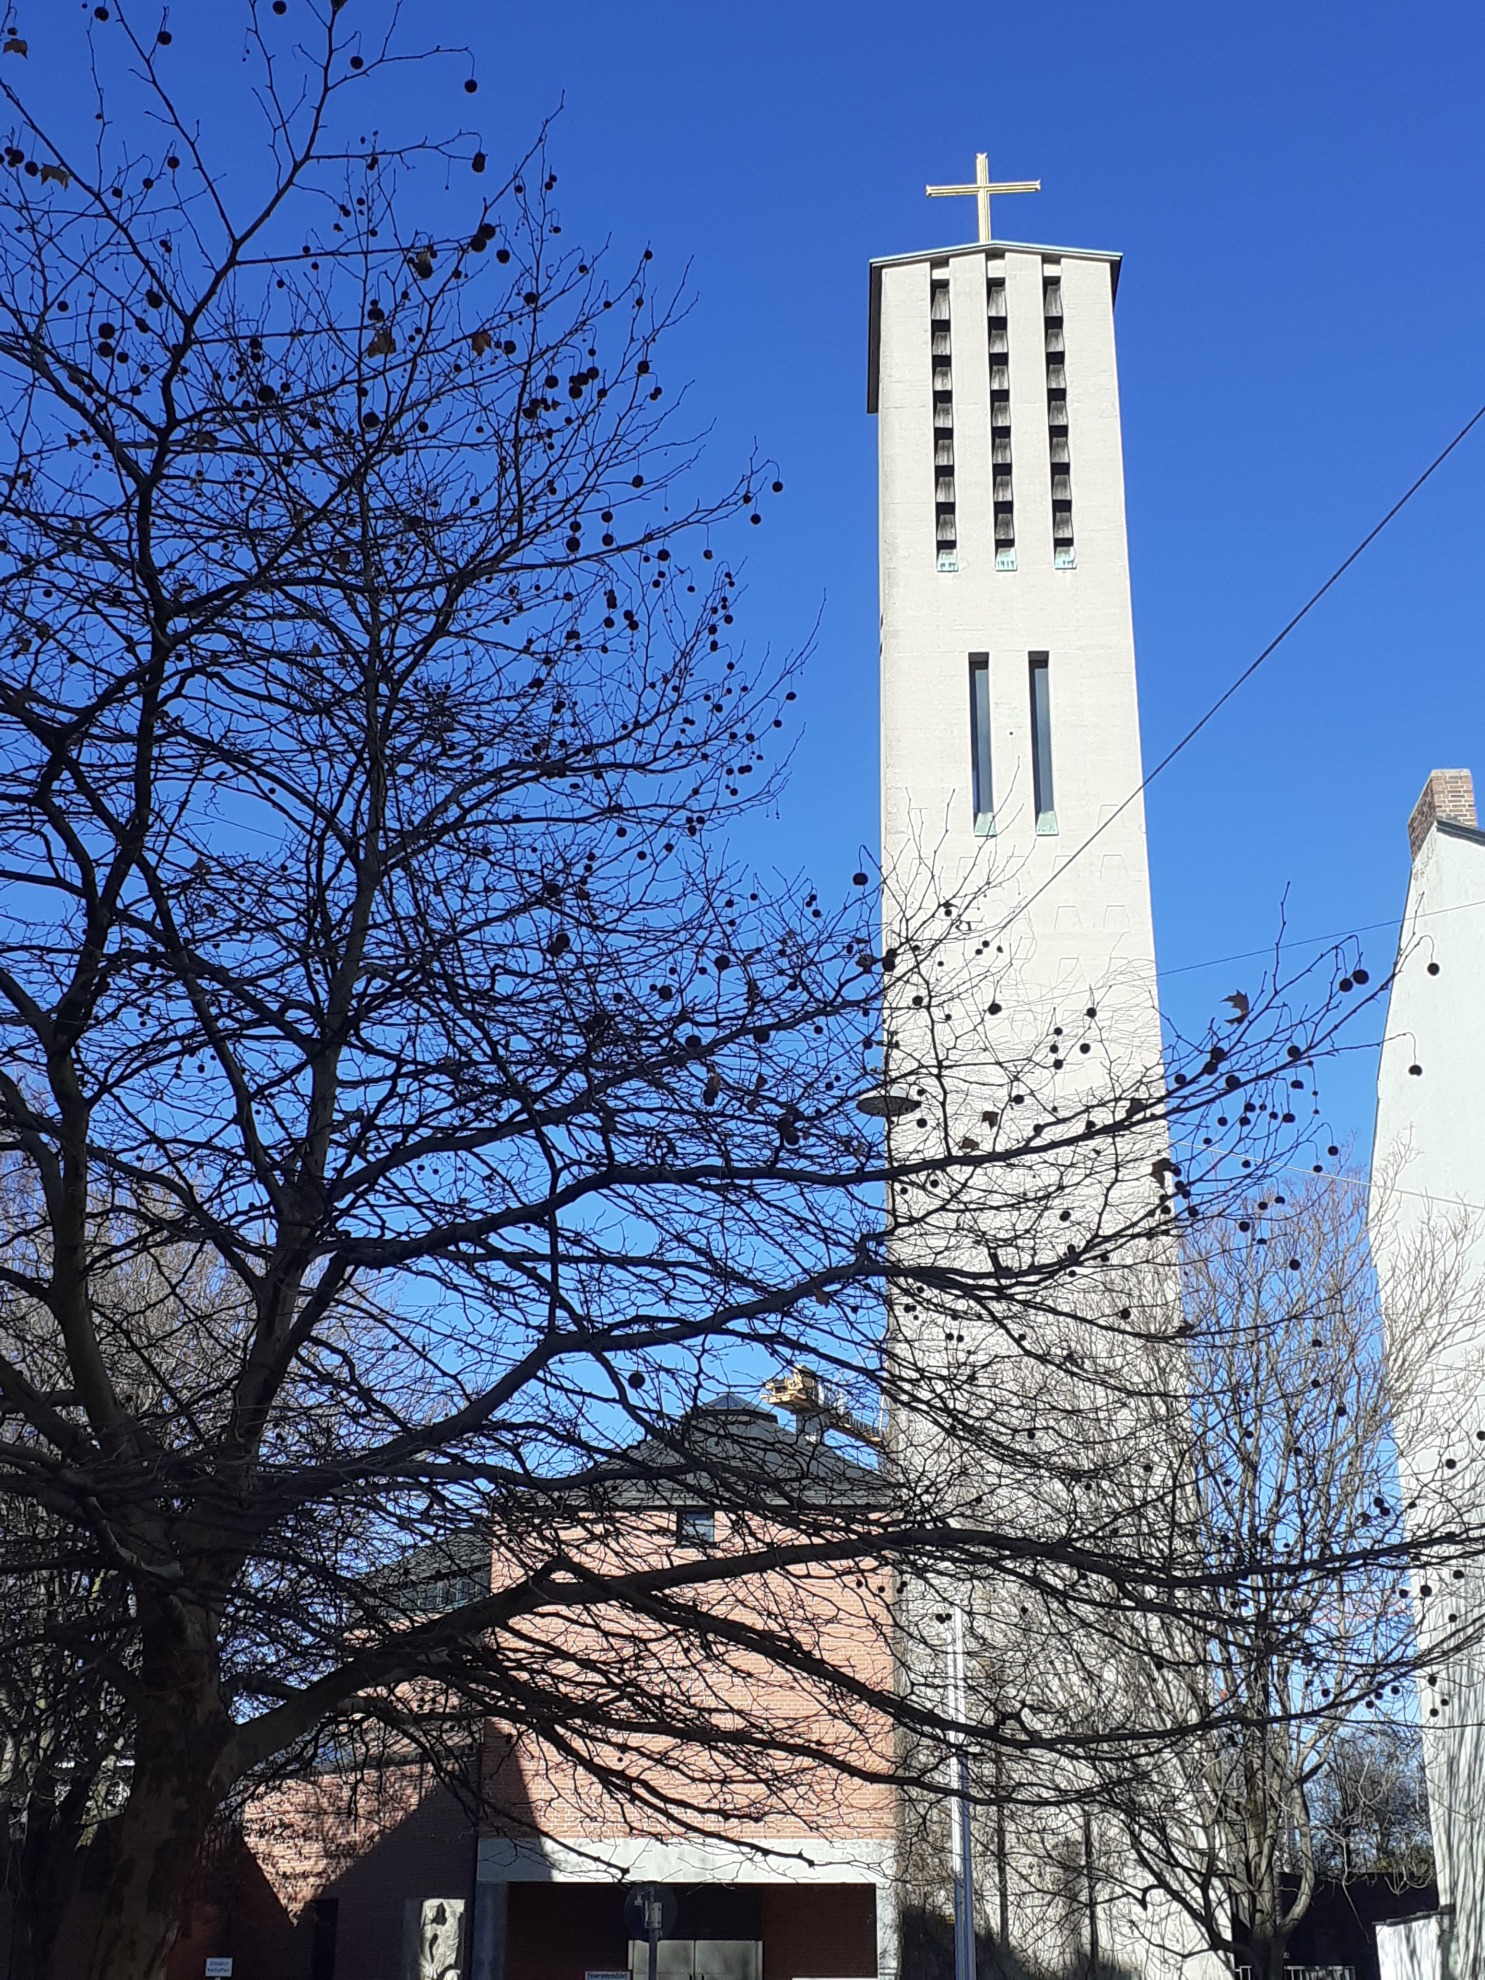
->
[0,9,1386,1980]
[1311,1722,1433,1886]
[1080,1176,1481,1980]
[0,1181,289,1980]
[0,1508,130,1980]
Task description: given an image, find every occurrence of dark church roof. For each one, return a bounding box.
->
[382,1397,881,1613]
[603,1398,881,1512]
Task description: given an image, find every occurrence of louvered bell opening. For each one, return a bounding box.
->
[992,436,1012,466]
[994,511,1015,542]
[988,326,1009,355]
[933,365,953,393]
[1052,473,1072,503]
[936,476,956,504]
[991,395,1011,431]
[931,285,951,322]
[936,512,958,544]
[934,397,955,429]
[1049,434,1071,465]
[1046,362,1068,392]
[1045,325,1065,354]
[993,475,1013,503]
[1047,397,1068,428]
[1052,508,1074,541]
[932,329,952,357]
[935,436,955,466]
[990,364,1010,394]
[1043,281,1063,318]
[987,282,1007,319]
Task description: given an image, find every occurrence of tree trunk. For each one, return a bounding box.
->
[6,1801,75,1980]
[85,1737,222,1980]
[1247,1928,1290,1980]
[1238,1720,1296,1980]
[85,1610,229,1980]
[3,1760,104,1980]
[1244,1876,1291,1980]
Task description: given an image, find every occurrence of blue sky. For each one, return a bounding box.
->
[423,0,1482,1149]
[20,0,1485,1146]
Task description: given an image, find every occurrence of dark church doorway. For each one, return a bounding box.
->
[501,1880,876,1980]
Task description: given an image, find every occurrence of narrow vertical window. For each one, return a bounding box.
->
[969,654,994,835]
[1044,263,1074,568]
[1029,653,1057,834]
[931,264,957,572]
[987,260,1015,571]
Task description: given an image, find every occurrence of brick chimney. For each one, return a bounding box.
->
[1407,768,1477,860]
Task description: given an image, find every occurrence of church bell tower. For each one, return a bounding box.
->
[869,165,1202,1980]
[869,163,1162,1049]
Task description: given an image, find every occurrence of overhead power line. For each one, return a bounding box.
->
[1159,893,1485,982]
[997,398,1485,940]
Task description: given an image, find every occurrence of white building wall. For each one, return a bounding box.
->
[874,238,1161,1050]
[1376,1911,1448,1980]
[1371,786,1485,1980]
[871,236,1210,1979]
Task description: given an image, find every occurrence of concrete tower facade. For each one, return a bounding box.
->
[869,220,1203,1977]
[870,234,1160,1045]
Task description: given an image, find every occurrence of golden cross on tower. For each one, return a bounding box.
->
[925,152,1041,244]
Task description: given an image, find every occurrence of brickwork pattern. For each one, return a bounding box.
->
[1408,768,1477,859]
[481,1513,896,1845]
